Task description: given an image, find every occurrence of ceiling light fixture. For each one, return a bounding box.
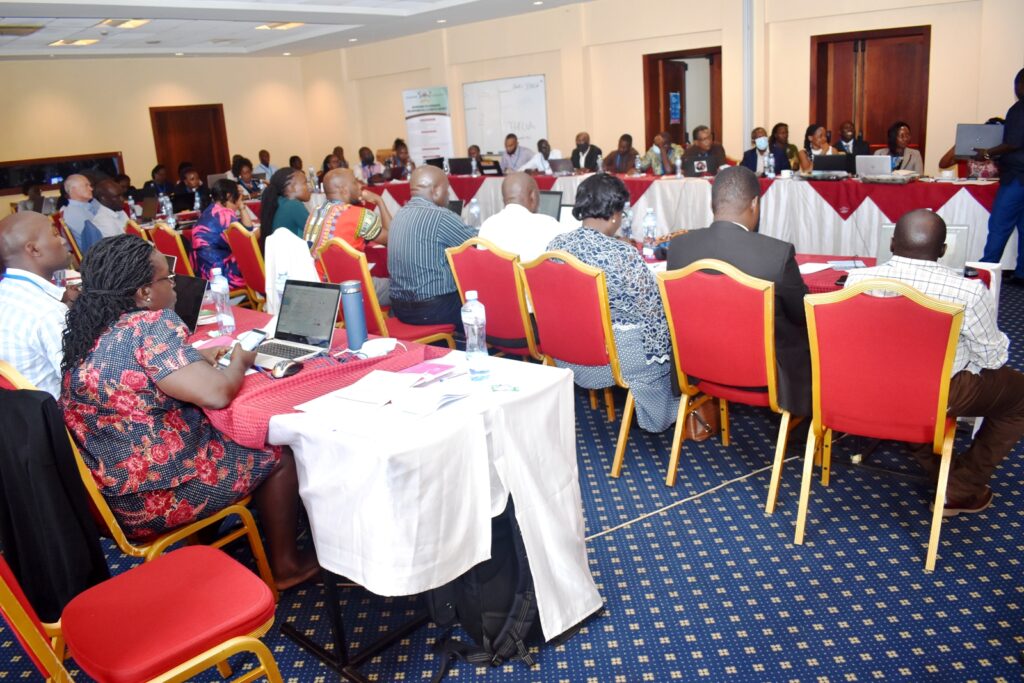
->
[0,24,43,37]
[255,22,304,31]
[533,1,544,4]
[436,19,447,24]
[348,38,358,42]
[282,52,291,56]
[97,18,150,29]
[48,39,99,47]
[175,52,184,56]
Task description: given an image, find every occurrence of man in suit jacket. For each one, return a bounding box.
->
[740,126,791,176]
[837,120,871,157]
[666,165,811,416]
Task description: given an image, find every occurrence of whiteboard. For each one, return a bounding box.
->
[462,75,548,156]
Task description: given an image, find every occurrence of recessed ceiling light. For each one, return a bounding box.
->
[175,52,184,56]
[255,22,304,31]
[533,1,544,4]
[48,39,99,47]
[0,24,43,37]
[436,19,447,24]
[97,18,150,29]
[348,38,358,42]
[282,52,291,56]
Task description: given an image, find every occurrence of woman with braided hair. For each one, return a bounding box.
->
[60,235,318,590]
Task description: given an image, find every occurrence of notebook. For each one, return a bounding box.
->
[254,280,342,368]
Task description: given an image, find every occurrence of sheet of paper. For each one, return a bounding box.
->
[646,261,667,273]
[827,259,866,271]
[798,262,833,275]
[296,370,421,410]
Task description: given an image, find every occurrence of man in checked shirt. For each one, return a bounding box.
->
[846,209,1024,515]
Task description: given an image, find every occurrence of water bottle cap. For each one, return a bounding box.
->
[340,280,362,294]
[466,290,478,301]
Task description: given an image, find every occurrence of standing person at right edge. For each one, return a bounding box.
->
[979,68,1024,285]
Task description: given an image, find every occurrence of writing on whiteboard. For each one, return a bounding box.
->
[463,75,548,155]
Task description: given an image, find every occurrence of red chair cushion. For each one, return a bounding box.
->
[696,380,771,407]
[385,317,455,342]
[61,546,275,683]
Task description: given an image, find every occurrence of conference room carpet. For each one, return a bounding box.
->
[6,285,1023,682]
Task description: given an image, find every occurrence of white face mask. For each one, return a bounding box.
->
[754,136,769,151]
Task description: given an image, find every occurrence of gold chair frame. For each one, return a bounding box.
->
[225,222,267,310]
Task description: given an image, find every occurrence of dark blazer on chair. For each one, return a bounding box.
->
[666,221,811,416]
[740,147,791,175]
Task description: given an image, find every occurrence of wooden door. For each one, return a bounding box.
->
[643,47,722,150]
[149,104,230,182]
[811,27,930,157]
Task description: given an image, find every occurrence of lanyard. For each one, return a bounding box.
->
[2,272,60,300]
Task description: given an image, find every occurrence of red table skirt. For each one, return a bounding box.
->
[807,180,998,222]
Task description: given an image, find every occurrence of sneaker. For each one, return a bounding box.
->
[932,486,992,517]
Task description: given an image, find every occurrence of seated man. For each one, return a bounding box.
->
[603,134,641,174]
[682,125,728,176]
[666,165,810,416]
[61,174,102,253]
[836,120,871,156]
[846,209,1024,515]
[90,179,129,239]
[255,149,277,178]
[479,172,570,262]
[741,127,790,176]
[304,168,392,304]
[0,211,74,398]
[518,139,562,174]
[172,168,210,213]
[641,132,685,176]
[571,131,602,172]
[387,166,476,333]
[500,134,534,174]
[354,147,385,184]
[140,164,173,198]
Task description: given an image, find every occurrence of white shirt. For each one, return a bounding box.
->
[255,163,277,177]
[517,149,563,174]
[90,204,128,239]
[845,255,1008,376]
[479,203,571,263]
[0,268,68,397]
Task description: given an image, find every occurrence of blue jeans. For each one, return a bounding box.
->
[981,179,1024,276]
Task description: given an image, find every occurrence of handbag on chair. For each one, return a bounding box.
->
[685,398,720,442]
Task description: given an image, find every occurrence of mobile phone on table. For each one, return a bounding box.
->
[834,274,848,287]
[218,329,267,367]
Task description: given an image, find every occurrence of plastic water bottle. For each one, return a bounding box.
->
[405,160,414,179]
[274,272,287,307]
[634,154,643,175]
[443,157,451,175]
[461,291,489,381]
[127,196,137,217]
[193,190,201,212]
[674,154,683,178]
[641,208,657,259]
[596,153,603,173]
[210,268,235,335]
[765,151,776,179]
[467,198,481,228]
[471,157,480,178]
[621,201,633,241]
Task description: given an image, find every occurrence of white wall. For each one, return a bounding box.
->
[680,58,712,138]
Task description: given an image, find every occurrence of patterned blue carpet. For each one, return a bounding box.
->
[4,284,1024,681]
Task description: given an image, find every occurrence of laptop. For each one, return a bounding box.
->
[682,156,714,178]
[425,157,445,169]
[171,274,209,334]
[537,191,563,220]
[447,199,464,217]
[206,172,229,188]
[810,154,850,179]
[254,280,343,367]
[140,196,160,220]
[954,123,1004,158]
[878,223,969,271]
[447,157,473,175]
[858,155,917,184]
[479,160,503,176]
[548,158,574,176]
[559,205,581,229]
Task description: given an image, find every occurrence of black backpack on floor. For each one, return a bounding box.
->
[424,498,544,681]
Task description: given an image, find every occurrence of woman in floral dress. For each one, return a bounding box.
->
[191,178,250,287]
[60,235,317,589]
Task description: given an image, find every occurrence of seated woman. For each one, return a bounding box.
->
[384,137,416,181]
[317,153,342,184]
[770,122,800,174]
[546,174,679,433]
[797,123,842,173]
[60,235,318,589]
[259,167,311,252]
[874,120,924,173]
[233,156,262,198]
[192,179,250,287]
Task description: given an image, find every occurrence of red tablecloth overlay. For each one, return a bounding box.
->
[448,175,488,202]
[534,175,558,191]
[364,181,412,206]
[806,180,998,222]
[796,253,877,294]
[621,176,657,206]
[189,309,448,449]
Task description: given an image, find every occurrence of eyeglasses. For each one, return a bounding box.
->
[153,274,175,285]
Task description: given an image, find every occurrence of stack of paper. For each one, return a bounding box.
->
[294,367,471,416]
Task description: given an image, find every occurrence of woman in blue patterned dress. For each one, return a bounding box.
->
[60,235,318,589]
[191,179,249,288]
[547,174,679,432]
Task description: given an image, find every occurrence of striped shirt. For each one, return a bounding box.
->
[845,255,1008,376]
[387,196,476,301]
[0,268,68,397]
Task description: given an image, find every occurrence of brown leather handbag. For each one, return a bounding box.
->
[685,398,720,442]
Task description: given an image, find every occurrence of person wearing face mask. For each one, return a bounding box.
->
[571,132,602,172]
[741,127,791,176]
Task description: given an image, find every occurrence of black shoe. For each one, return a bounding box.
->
[931,486,993,517]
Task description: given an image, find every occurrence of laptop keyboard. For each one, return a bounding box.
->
[257,341,310,360]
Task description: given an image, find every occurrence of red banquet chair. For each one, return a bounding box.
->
[794,279,963,571]
[225,222,267,310]
[446,238,540,359]
[318,237,455,347]
[151,222,195,276]
[657,259,803,494]
[0,546,283,683]
[125,219,152,243]
[518,251,635,472]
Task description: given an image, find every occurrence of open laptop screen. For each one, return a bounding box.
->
[171,274,208,333]
[275,280,342,348]
[537,191,563,220]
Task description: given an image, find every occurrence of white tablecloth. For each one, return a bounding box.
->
[267,353,603,642]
